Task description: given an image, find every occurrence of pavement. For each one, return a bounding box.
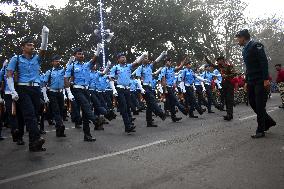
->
[0,95,283,189]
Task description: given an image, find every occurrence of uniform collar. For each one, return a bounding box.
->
[243,40,253,50]
[21,53,36,59]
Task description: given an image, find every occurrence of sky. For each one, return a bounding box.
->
[1,0,284,19]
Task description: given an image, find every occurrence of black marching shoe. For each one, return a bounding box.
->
[125,126,136,133]
[39,130,46,135]
[17,138,25,145]
[84,135,96,142]
[75,122,82,129]
[223,115,233,121]
[0,136,5,141]
[251,132,265,139]
[264,119,276,131]
[56,126,66,137]
[189,112,198,118]
[29,138,46,152]
[147,122,158,127]
[172,117,182,122]
[208,110,215,113]
[159,113,167,121]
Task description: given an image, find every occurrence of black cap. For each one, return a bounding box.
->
[73,47,83,55]
[165,57,172,62]
[235,29,250,39]
[116,52,126,59]
[51,55,61,61]
[185,60,192,65]
[20,37,34,46]
[216,56,225,61]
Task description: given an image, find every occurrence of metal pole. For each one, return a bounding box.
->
[99,0,106,67]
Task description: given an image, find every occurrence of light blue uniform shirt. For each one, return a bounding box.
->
[201,71,213,85]
[160,66,175,86]
[129,79,138,91]
[0,66,11,93]
[64,60,93,86]
[182,68,196,85]
[7,54,42,83]
[213,69,222,82]
[44,67,65,90]
[110,63,133,87]
[136,64,153,85]
[89,71,100,90]
[97,75,108,92]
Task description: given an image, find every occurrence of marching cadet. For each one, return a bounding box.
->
[212,64,225,111]
[201,64,215,113]
[43,55,75,137]
[135,53,167,127]
[6,26,49,152]
[236,29,276,138]
[194,69,208,108]
[180,60,206,118]
[109,52,147,133]
[64,45,103,142]
[216,56,237,121]
[0,60,8,141]
[159,57,188,122]
[89,61,113,129]
[1,59,25,144]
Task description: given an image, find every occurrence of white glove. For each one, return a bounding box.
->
[63,89,67,101]
[40,25,49,50]
[2,59,8,68]
[136,79,145,94]
[7,77,19,101]
[179,81,186,93]
[155,51,167,62]
[214,80,222,89]
[157,84,163,93]
[201,82,206,92]
[103,61,112,74]
[65,87,75,101]
[95,43,102,57]
[135,52,148,63]
[109,80,118,96]
[41,87,49,103]
[67,56,75,65]
[193,85,196,91]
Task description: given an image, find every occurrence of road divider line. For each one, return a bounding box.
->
[0,140,167,185]
[239,107,278,121]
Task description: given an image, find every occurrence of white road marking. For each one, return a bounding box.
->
[0,140,167,185]
[239,107,278,121]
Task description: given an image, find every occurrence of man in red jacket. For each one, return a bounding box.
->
[275,64,284,108]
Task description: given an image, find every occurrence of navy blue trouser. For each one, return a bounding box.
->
[195,85,208,107]
[16,86,41,142]
[72,88,97,135]
[4,94,25,138]
[104,90,114,110]
[166,87,187,118]
[204,84,213,111]
[70,99,81,124]
[90,91,107,116]
[184,86,202,113]
[143,86,164,123]
[130,91,139,112]
[117,88,132,129]
[48,91,64,128]
[248,82,273,133]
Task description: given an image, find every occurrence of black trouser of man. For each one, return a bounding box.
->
[72,88,98,136]
[184,86,203,114]
[48,91,65,129]
[105,90,114,110]
[195,85,208,107]
[70,99,82,124]
[117,88,132,130]
[90,90,107,116]
[4,94,25,141]
[248,81,275,134]
[130,90,139,113]
[222,81,234,117]
[204,84,213,112]
[143,85,164,123]
[16,86,41,143]
[166,87,187,119]
[219,88,225,109]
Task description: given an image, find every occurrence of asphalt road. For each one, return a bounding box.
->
[0,95,283,189]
